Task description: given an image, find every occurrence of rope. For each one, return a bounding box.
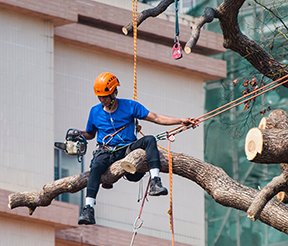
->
[102,125,126,146]
[132,0,138,101]
[132,0,143,134]
[156,74,288,140]
[155,75,288,245]
[129,178,151,246]
[167,139,175,246]
[129,3,148,246]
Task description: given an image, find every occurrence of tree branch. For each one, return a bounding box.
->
[216,0,288,82]
[122,0,174,35]
[185,7,217,54]
[247,174,288,220]
[8,148,288,234]
[245,109,288,220]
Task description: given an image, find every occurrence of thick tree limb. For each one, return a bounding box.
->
[246,109,288,220]
[8,154,136,214]
[207,0,288,82]
[8,148,288,234]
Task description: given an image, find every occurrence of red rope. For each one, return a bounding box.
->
[163,75,288,138]
[129,178,151,246]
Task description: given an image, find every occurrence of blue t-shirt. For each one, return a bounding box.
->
[86,98,149,146]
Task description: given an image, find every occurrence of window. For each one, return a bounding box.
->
[54,148,84,208]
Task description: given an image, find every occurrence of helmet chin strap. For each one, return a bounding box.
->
[107,89,118,110]
[108,97,115,109]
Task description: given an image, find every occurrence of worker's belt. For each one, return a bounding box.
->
[96,144,128,153]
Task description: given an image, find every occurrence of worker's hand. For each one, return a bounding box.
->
[180,118,191,126]
[66,128,83,141]
[181,118,199,128]
[67,129,82,137]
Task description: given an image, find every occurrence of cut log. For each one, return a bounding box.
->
[120,149,148,174]
[246,109,288,220]
[245,128,288,163]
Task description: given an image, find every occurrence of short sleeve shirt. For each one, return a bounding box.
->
[86,98,149,146]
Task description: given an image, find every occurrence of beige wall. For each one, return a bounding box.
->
[0,9,56,246]
[0,9,54,192]
[0,218,54,246]
[54,41,205,245]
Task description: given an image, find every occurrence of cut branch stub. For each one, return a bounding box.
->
[259,110,288,130]
[277,191,288,203]
[245,127,288,163]
[120,149,148,173]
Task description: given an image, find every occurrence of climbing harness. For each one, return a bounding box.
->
[156,74,288,141]
[129,177,151,246]
[172,0,183,60]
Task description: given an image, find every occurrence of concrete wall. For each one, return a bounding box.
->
[0,9,55,246]
[0,218,54,246]
[0,8,54,193]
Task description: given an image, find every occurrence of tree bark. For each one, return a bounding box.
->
[8,148,288,234]
[245,109,288,220]
[245,128,288,163]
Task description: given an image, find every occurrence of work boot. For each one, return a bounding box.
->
[149,177,168,196]
[78,205,96,225]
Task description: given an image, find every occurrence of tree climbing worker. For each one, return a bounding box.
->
[77,71,193,225]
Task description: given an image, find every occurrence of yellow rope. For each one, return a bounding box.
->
[132,0,138,101]
[167,140,175,246]
[131,3,174,245]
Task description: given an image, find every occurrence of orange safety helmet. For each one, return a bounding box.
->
[93,72,120,96]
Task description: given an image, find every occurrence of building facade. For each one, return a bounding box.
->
[0,0,226,245]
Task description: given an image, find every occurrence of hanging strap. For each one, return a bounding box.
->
[172,0,183,60]
[175,0,179,37]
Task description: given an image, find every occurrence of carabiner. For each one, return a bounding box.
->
[102,134,114,146]
[155,131,168,141]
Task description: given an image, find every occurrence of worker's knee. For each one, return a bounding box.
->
[142,135,157,147]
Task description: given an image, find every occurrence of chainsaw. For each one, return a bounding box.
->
[54,128,87,162]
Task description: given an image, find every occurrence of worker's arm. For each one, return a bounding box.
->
[145,112,192,126]
[80,130,96,140]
